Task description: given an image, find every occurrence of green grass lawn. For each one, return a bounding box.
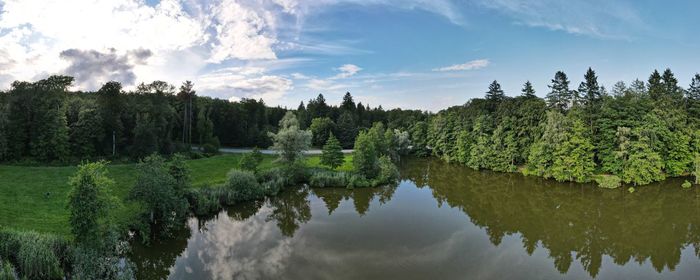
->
[0,153,353,237]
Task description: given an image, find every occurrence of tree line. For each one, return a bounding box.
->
[428,68,700,186]
[0,76,427,163]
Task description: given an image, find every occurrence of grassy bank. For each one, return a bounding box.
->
[0,153,353,236]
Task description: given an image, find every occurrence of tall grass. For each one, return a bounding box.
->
[0,229,70,280]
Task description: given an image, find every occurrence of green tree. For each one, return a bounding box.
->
[489,117,519,172]
[239,147,264,172]
[353,130,379,179]
[96,81,125,156]
[527,111,569,178]
[694,153,700,184]
[131,113,158,159]
[309,117,336,147]
[622,129,665,185]
[467,115,493,170]
[551,119,596,182]
[335,111,358,149]
[521,81,536,98]
[485,80,506,111]
[70,104,104,158]
[269,111,312,164]
[128,154,189,243]
[687,74,700,120]
[67,161,114,245]
[340,92,356,112]
[196,106,220,154]
[410,121,429,157]
[546,71,572,112]
[320,133,344,169]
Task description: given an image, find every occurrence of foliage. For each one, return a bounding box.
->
[682,180,692,189]
[320,133,344,169]
[269,112,312,164]
[71,229,135,280]
[310,117,336,147]
[309,170,350,188]
[128,154,189,243]
[67,161,114,245]
[595,175,621,189]
[223,169,265,203]
[335,111,358,148]
[0,229,70,280]
[353,130,380,179]
[239,147,264,172]
[694,154,700,184]
[0,260,15,280]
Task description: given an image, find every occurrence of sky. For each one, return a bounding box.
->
[0,0,699,111]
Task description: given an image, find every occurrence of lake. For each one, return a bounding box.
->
[131,157,700,279]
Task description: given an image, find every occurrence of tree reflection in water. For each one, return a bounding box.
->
[131,157,700,279]
[400,157,700,278]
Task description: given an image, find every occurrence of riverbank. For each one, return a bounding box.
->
[0,153,353,236]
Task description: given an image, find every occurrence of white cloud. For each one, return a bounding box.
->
[196,67,293,103]
[432,59,490,72]
[332,64,362,79]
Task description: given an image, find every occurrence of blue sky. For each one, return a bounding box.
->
[1,0,699,111]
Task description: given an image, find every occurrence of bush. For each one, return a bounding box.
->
[595,175,621,189]
[309,171,349,188]
[0,230,70,280]
[257,168,287,196]
[201,142,219,155]
[71,230,135,280]
[347,174,371,189]
[186,188,223,216]
[376,155,399,184]
[224,169,264,203]
[682,180,692,189]
[0,260,16,280]
[239,148,263,172]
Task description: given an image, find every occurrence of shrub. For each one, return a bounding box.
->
[239,148,263,172]
[71,230,135,280]
[595,175,621,189]
[0,260,16,280]
[347,174,371,189]
[68,161,113,245]
[186,188,223,216]
[257,168,287,196]
[309,171,349,188]
[201,142,219,155]
[16,232,66,280]
[682,180,692,189]
[376,155,399,184]
[224,169,264,203]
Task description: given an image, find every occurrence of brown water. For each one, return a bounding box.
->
[130,157,700,279]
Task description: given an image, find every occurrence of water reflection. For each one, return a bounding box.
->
[131,157,700,279]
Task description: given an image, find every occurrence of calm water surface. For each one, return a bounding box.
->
[131,158,700,279]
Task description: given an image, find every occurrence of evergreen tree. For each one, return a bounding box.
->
[485,80,506,111]
[647,70,664,103]
[196,107,220,153]
[546,71,573,112]
[341,92,356,112]
[521,81,536,98]
[687,74,700,119]
[335,111,358,149]
[661,68,684,105]
[409,121,429,157]
[320,133,344,169]
[177,81,196,145]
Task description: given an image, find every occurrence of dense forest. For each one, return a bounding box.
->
[0,76,427,163]
[2,69,700,187]
[428,68,700,186]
